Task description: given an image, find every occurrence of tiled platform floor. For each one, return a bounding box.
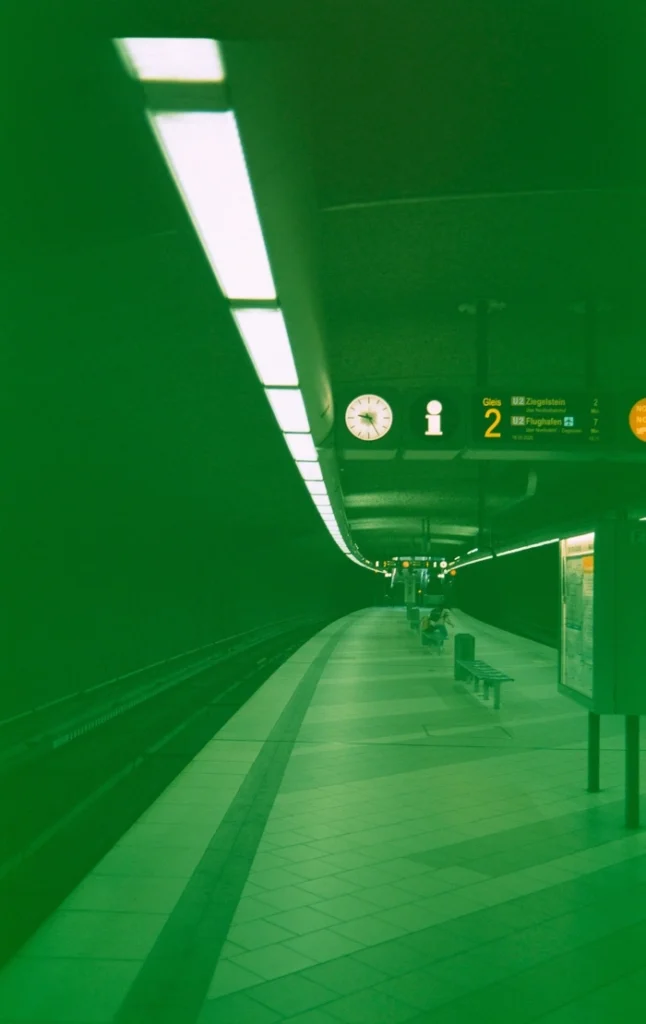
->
[1,608,645,1023]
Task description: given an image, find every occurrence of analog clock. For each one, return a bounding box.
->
[345,394,393,441]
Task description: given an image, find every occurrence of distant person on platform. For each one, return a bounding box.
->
[436,608,453,646]
[421,608,442,654]
[421,608,452,654]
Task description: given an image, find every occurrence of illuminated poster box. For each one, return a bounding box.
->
[558,520,646,714]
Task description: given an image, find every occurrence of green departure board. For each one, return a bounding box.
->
[474,393,602,447]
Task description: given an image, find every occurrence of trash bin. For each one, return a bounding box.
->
[454,633,475,680]
[409,607,420,630]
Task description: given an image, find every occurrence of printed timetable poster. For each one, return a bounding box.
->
[561,533,595,700]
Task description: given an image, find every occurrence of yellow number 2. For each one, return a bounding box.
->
[484,407,502,438]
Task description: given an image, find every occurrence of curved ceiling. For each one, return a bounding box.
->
[42,2,646,568]
[216,9,646,563]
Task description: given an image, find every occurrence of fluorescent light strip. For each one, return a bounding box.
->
[497,538,560,558]
[265,388,310,432]
[152,111,276,300]
[296,461,323,481]
[456,554,495,568]
[118,38,226,81]
[122,38,375,571]
[233,308,298,386]
[284,433,317,461]
[305,480,328,496]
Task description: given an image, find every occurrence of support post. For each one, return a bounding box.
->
[625,715,640,829]
[587,712,600,793]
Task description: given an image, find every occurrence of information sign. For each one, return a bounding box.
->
[474,393,602,448]
[406,390,464,448]
[628,398,646,441]
[394,558,444,569]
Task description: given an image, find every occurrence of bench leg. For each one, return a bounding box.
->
[483,681,489,700]
[493,682,501,710]
[473,676,479,693]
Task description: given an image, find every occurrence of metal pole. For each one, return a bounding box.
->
[625,715,640,829]
[584,299,597,391]
[587,712,600,792]
[476,300,489,555]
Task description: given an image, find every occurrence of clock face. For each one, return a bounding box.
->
[345,394,393,441]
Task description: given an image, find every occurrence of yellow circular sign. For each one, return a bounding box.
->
[629,399,646,441]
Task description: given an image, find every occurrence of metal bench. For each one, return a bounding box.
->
[455,659,513,710]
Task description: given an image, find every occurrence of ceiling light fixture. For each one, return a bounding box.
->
[152,111,276,300]
[497,538,559,558]
[232,309,298,386]
[305,480,328,496]
[454,554,495,568]
[118,38,226,81]
[117,37,378,572]
[265,388,310,432]
[296,461,323,481]
[283,433,317,461]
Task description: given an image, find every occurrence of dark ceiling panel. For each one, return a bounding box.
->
[306,7,616,208]
[326,306,475,387]
[321,191,645,312]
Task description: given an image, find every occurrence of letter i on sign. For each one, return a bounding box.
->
[425,400,443,436]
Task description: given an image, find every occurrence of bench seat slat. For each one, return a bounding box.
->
[456,659,513,683]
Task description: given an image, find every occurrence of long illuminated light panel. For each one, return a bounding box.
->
[453,537,560,570]
[117,37,379,571]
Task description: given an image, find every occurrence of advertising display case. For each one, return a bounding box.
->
[559,531,595,707]
[558,519,646,715]
[558,517,646,827]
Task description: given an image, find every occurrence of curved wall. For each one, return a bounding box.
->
[453,543,559,647]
